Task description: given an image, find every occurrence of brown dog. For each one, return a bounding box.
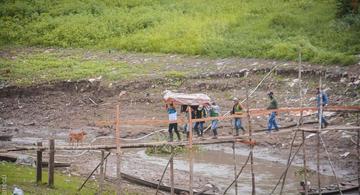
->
[69,129,87,145]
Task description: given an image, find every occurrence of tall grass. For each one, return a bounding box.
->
[0,0,359,65]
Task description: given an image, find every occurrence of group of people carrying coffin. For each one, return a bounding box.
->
[165,88,328,142]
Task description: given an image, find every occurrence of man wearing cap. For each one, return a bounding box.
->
[231,98,245,136]
[316,88,329,128]
[194,105,207,137]
[167,103,181,142]
[209,101,220,138]
[267,91,279,133]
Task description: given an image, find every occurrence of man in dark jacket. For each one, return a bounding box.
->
[267,92,279,133]
[194,105,206,137]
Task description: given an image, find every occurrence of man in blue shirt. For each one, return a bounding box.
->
[316,88,329,128]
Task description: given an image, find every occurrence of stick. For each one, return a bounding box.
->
[357,113,359,194]
[170,146,175,195]
[99,150,105,195]
[188,106,194,195]
[279,130,298,194]
[270,142,304,195]
[317,77,322,194]
[298,49,308,195]
[116,105,121,195]
[78,152,111,191]
[155,152,175,195]
[89,97,98,105]
[246,79,256,195]
[233,142,238,195]
[48,139,55,188]
[223,151,251,194]
[36,142,42,184]
[319,134,343,195]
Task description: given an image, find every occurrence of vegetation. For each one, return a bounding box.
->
[0,48,163,85]
[0,161,115,195]
[0,0,359,65]
[145,132,199,155]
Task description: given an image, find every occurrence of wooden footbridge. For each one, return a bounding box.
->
[2,104,360,195]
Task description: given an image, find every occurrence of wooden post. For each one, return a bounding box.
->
[99,150,105,195]
[36,142,42,184]
[48,139,55,188]
[170,146,175,195]
[233,142,238,195]
[299,49,308,195]
[115,105,121,195]
[357,113,359,194]
[317,77,322,194]
[246,79,256,195]
[188,106,194,195]
[302,131,308,195]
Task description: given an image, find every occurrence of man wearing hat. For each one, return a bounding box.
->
[231,98,245,136]
[267,91,279,133]
[194,105,207,137]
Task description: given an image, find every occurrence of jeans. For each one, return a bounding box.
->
[317,109,328,126]
[268,112,279,132]
[211,120,218,136]
[234,118,245,135]
[194,122,204,136]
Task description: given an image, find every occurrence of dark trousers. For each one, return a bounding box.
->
[169,123,181,141]
[194,122,204,136]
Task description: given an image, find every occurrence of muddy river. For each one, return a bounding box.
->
[93,143,350,195]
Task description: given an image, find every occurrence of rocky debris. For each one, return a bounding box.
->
[15,155,35,166]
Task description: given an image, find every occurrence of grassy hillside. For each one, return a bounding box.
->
[0,0,359,65]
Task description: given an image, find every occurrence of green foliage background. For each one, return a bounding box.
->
[1,0,359,65]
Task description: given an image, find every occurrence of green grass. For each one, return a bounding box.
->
[0,161,115,195]
[0,48,163,86]
[145,132,200,155]
[0,0,359,65]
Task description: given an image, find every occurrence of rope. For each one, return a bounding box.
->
[223,151,251,194]
[204,64,281,134]
[319,134,343,195]
[269,141,304,195]
[121,129,167,141]
[279,130,299,194]
[155,152,176,195]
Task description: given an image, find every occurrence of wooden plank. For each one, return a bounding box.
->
[299,126,360,132]
[5,137,255,152]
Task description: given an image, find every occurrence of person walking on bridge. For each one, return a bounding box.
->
[166,103,181,142]
[209,101,220,139]
[316,87,329,128]
[267,92,279,133]
[231,98,245,136]
[194,105,207,137]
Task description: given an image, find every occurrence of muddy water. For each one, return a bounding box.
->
[131,144,339,195]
